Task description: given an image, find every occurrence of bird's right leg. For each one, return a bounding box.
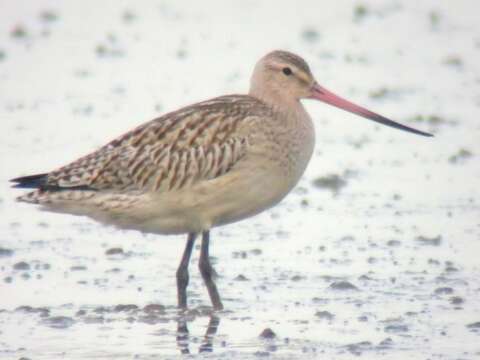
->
[199,230,224,310]
[176,233,197,309]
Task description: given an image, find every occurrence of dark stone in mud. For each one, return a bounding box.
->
[466,321,480,329]
[232,251,247,259]
[40,10,58,23]
[448,148,473,164]
[378,337,394,348]
[387,240,401,247]
[434,287,454,295]
[301,28,320,43]
[358,274,373,281]
[290,275,304,282]
[105,247,124,255]
[11,25,28,39]
[34,263,50,271]
[16,305,34,312]
[0,248,14,257]
[70,265,87,271]
[84,316,104,324]
[340,235,355,242]
[16,306,50,317]
[21,273,31,280]
[143,304,165,314]
[384,324,409,333]
[138,315,169,325]
[94,306,109,314]
[312,174,347,192]
[75,309,86,316]
[312,297,328,304]
[415,235,442,246]
[344,341,372,355]
[13,261,30,270]
[445,266,459,272]
[234,274,249,281]
[259,328,276,339]
[329,281,359,291]
[249,248,262,256]
[254,351,271,357]
[114,304,139,312]
[42,316,75,329]
[450,296,464,305]
[315,310,334,320]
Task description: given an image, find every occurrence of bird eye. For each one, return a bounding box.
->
[282,67,292,76]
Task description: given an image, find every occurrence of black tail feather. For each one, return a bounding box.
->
[11,173,96,192]
[10,173,48,189]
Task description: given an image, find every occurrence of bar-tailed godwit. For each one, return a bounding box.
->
[11,50,432,310]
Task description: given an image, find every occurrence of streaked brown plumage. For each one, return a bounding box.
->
[11,50,431,310]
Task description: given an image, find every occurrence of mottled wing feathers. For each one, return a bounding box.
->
[31,95,269,194]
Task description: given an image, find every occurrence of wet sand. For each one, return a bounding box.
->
[1,1,479,359]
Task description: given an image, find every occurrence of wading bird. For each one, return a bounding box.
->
[11,50,432,310]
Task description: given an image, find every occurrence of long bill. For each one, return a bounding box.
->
[310,83,433,137]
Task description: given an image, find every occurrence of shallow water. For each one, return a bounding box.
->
[1,0,480,359]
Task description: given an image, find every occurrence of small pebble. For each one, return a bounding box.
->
[143,304,165,314]
[0,248,14,257]
[378,337,394,347]
[384,324,409,333]
[105,247,123,255]
[259,328,276,339]
[434,287,454,295]
[114,304,139,312]
[312,174,347,192]
[234,274,249,281]
[450,296,464,305]
[416,235,442,246]
[13,261,30,270]
[42,316,75,329]
[315,311,334,320]
[329,281,358,291]
[466,321,480,329]
[70,265,87,271]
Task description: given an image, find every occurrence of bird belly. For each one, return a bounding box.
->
[139,160,295,234]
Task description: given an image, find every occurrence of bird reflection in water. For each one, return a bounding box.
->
[176,314,220,354]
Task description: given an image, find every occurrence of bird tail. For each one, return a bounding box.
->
[10,173,48,189]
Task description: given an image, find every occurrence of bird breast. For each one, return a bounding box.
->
[247,104,315,190]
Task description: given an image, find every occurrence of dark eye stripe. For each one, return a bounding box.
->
[282,67,292,76]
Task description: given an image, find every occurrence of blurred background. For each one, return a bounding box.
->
[0,1,479,359]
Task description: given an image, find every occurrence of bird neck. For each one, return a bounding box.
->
[249,87,304,117]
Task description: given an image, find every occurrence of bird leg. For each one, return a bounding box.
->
[199,315,220,353]
[176,316,190,355]
[176,233,197,310]
[199,231,224,310]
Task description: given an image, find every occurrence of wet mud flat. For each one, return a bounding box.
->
[1,0,480,359]
[1,199,480,359]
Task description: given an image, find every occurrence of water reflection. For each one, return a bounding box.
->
[176,314,220,354]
